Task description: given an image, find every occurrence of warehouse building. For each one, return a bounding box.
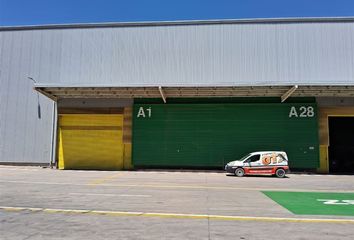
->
[0,17,353,173]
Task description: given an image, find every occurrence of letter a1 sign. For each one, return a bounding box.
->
[137,107,152,118]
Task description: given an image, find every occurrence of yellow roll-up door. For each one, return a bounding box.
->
[58,114,124,170]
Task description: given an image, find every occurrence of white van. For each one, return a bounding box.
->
[225,151,289,178]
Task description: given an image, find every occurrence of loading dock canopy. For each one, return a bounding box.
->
[34,85,354,102]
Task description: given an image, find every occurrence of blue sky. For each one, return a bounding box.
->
[0,0,353,26]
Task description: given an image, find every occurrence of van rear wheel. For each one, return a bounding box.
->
[235,168,245,177]
[275,168,286,178]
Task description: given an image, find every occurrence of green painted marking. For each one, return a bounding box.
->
[263,191,354,216]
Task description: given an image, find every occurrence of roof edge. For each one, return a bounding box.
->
[1,16,354,31]
[34,83,354,88]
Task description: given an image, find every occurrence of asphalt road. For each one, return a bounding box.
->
[0,166,353,240]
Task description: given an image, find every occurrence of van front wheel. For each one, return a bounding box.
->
[275,168,286,178]
[234,168,245,177]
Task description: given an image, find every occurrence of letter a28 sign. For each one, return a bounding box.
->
[289,106,315,118]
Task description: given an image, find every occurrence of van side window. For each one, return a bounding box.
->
[247,154,260,162]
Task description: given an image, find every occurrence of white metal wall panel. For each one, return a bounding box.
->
[1,22,350,87]
[51,22,354,86]
[0,32,4,159]
[0,31,53,163]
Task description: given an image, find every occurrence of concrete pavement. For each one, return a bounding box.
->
[0,166,353,239]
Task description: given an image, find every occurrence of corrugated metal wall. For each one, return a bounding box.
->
[0,20,353,163]
[0,31,54,163]
[1,22,354,87]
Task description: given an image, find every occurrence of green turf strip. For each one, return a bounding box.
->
[262,191,354,216]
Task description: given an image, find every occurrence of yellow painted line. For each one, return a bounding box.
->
[1,180,354,193]
[1,206,354,224]
[88,173,122,185]
[94,183,354,193]
[68,193,151,197]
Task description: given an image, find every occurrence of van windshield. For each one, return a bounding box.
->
[279,154,288,161]
[239,154,251,162]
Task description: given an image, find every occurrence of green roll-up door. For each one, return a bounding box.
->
[132,103,319,169]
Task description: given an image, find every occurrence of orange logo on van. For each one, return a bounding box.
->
[262,153,284,165]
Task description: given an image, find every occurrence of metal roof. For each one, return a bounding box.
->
[1,17,354,31]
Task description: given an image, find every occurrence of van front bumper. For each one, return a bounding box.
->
[225,165,236,174]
